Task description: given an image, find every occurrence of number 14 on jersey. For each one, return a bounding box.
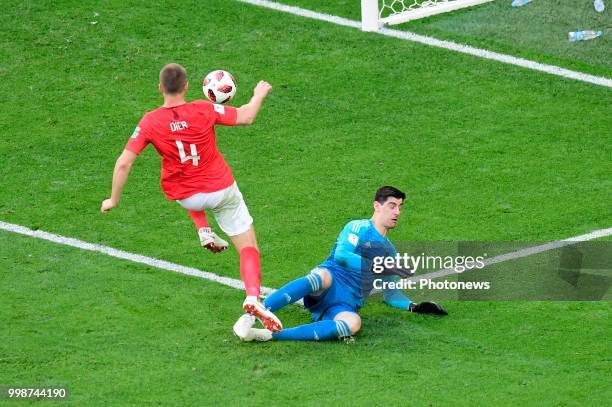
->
[175,140,200,166]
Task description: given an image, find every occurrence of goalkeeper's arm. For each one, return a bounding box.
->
[334,242,371,272]
[382,275,448,315]
[382,275,412,310]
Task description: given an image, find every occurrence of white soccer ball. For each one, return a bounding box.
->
[203,70,237,104]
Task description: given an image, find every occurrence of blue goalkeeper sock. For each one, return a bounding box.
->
[272,320,351,341]
[263,273,323,312]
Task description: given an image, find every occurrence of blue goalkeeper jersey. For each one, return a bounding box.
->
[318,219,410,310]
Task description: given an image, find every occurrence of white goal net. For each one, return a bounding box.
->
[361,0,494,31]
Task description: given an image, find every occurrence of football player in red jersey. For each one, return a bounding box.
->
[100,63,282,332]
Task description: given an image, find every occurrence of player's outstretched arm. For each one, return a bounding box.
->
[384,279,448,315]
[100,149,138,212]
[409,301,448,315]
[382,275,413,310]
[235,80,272,125]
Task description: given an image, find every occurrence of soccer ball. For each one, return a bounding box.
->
[203,70,237,104]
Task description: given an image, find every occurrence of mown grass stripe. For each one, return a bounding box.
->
[237,0,612,88]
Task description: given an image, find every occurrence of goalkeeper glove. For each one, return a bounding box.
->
[409,301,448,315]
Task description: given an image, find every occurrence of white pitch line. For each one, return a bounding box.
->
[2,220,611,294]
[236,0,612,89]
[0,220,275,296]
[405,227,612,284]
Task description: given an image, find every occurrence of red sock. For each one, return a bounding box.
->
[240,246,261,297]
[188,210,209,229]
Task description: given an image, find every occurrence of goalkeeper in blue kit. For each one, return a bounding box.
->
[233,186,447,342]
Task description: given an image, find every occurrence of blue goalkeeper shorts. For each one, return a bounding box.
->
[303,266,359,321]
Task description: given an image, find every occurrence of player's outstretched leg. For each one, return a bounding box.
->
[236,321,349,342]
[270,311,359,342]
[263,269,326,312]
[272,319,352,341]
[234,270,327,339]
[188,210,229,253]
[231,227,282,332]
[237,310,359,343]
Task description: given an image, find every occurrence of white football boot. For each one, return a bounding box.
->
[233,313,257,340]
[242,296,283,333]
[197,227,229,253]
[248,328,273,342]
[233,315,273,342]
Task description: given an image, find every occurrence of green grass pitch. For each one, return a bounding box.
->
[1,0,610,405]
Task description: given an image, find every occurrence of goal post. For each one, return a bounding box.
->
[361,0,495,31]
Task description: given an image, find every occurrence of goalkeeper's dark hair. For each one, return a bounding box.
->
[374,186,406,204]
[160,63,187,94]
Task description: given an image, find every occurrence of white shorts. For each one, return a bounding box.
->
[177,182,253,237]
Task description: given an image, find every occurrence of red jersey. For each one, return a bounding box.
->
[126,100,238,200]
